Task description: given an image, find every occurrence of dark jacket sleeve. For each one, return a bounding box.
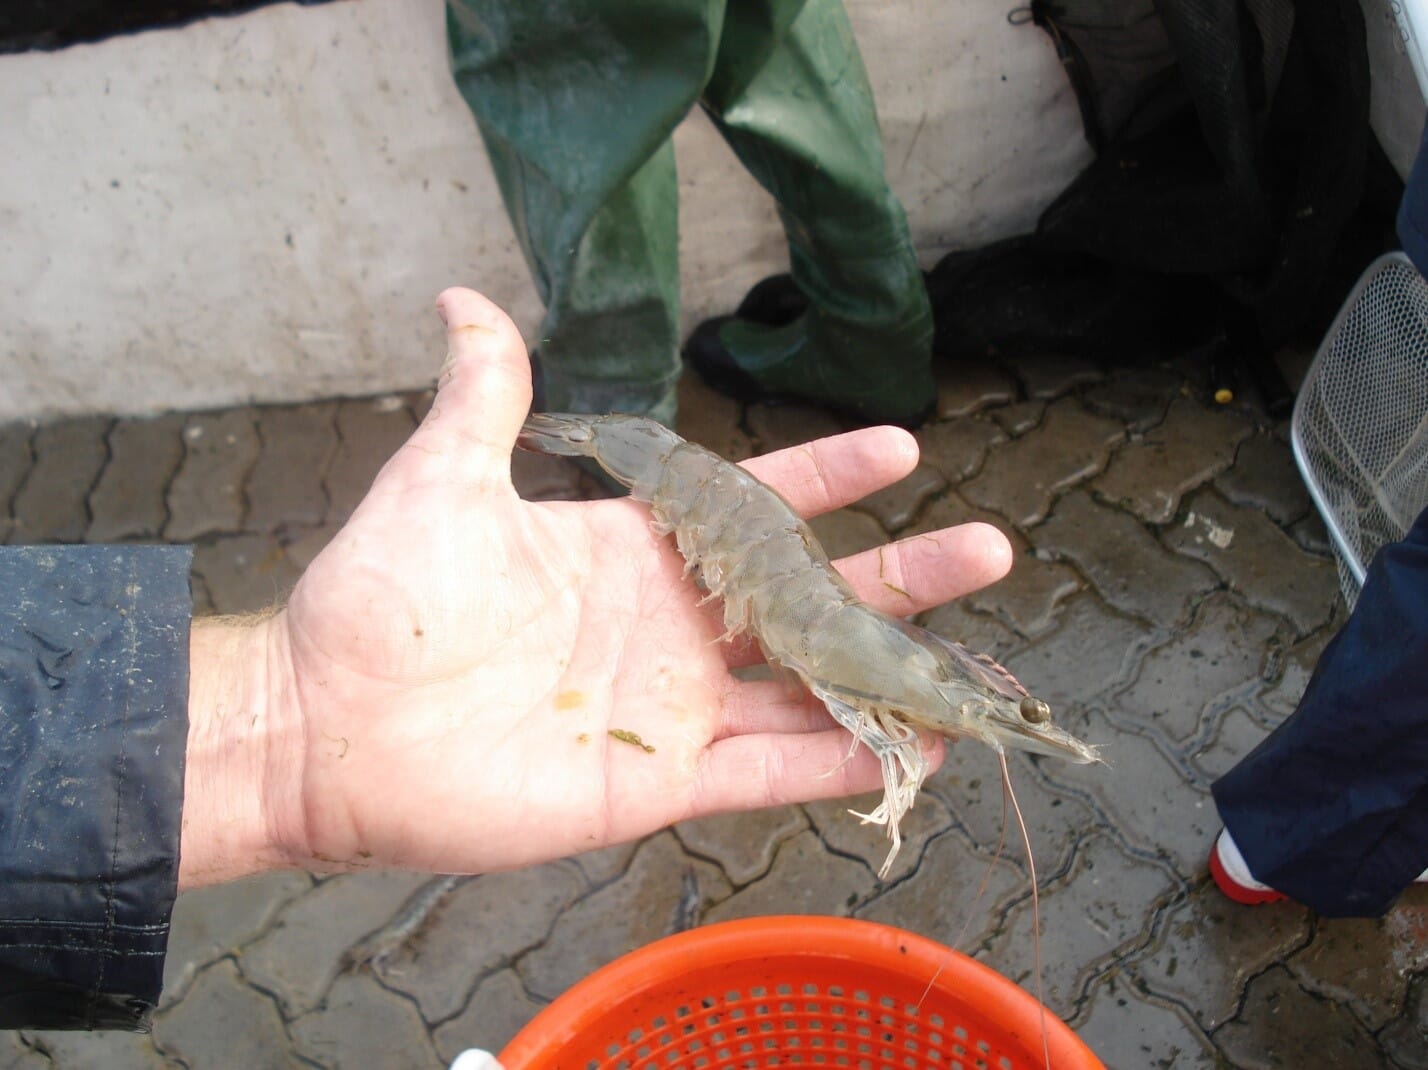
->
[0,545,193,1031]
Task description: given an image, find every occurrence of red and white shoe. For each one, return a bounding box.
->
[1208,829,1287,905]
[1210,827,1428,906]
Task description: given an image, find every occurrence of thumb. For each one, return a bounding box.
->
[396,288,534,487]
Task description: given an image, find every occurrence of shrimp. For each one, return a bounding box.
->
[517,413,1101,876]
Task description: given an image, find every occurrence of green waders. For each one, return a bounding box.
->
[446,0,934,426]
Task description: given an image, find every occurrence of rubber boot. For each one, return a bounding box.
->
[688,0,936,426]
[446,0,721,426]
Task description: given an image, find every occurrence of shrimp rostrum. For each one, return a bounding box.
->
[518,413,1101,875]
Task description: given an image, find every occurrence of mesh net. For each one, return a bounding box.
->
[1292,252,1428,606]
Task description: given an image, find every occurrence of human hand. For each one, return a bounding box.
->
[178,288,1013,888]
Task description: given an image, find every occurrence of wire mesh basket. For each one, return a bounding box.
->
[1291,251,1428,606]
[485,916,1103,1070]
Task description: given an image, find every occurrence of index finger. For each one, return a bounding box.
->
[739,426,919,518]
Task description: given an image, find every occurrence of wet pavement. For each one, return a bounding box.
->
[4,351,1427,1069]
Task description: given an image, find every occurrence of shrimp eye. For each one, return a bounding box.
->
[1020,696,1051,724]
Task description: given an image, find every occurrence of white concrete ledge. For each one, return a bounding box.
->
[1,0,1092,420]
[2,0,1418,421]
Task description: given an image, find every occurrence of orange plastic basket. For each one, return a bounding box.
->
[498,916,1103,1070]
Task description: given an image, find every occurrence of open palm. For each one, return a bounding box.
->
[264,288,1012,876]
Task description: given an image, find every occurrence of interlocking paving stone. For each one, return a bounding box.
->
[372,862,585,1023]
[11,416,108,542]
[1008,591,1150,714]
[289,973,442,1069]
[1289,509,1334,557]
[983,833,1176,1016]
[20,1028,175,1069]
[1287,911,1428,1031]
[855,827,1023,952]
[746,402,842,455]
[677,372,753,462]
[1091,397,1254,524]
[165,409,260,539]
[908,485,1016,535]
[246,403,338,532]
[163,871,314,1003]
[282,523,342,574]
[1080,366,1185,432]
[1073,979,1219,1069]
[1165,489,1340,636]
[151,960,295,1067]
[1381,974,1428,1070]
[1110,592,1289,745]
[903,492,1034,642]
[1001,351,1104,399]
[328,396,418,522]
[802,789,954,884]
[855,461,946,532]
[433,968,545,1062]
[88,413,186,541]
[1215,430,1314,527]
[914,473,1082,638]
[1189,705,1271,785]
[675,804,808,885]
[923,745,1100,886]
[1133,882,1311,1030]
[914,415,1006,484]
[1256,624,1336,722]
[564,839,642,886]
[519,832,731,1001]
[934,362,1017,418]
[239,871,434,1017]
[1043,728,1215,879]
[1215,965,1387,1070]
[989,398,1045,436]
[807,507,887,561]
[968,549,1082,639]
[192,532,304,614]
[1031,489,1219,627]
[962,397,1124,527]
[1384,896,1428,979]
[701,829,877,923]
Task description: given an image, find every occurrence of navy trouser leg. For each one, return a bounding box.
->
[1213,506,1428,916]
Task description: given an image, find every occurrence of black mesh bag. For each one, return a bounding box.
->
[928,0,1401,410]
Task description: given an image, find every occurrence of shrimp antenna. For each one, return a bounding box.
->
[999,748,1050,1070]
[915,753,1012,1010]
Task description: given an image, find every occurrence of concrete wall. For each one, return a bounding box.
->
[2,0,1421,421]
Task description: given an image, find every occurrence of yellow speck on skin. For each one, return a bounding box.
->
[555,691,585,710]
[609,729,656,753]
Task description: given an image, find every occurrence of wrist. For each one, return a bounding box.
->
[179,613,303,890]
